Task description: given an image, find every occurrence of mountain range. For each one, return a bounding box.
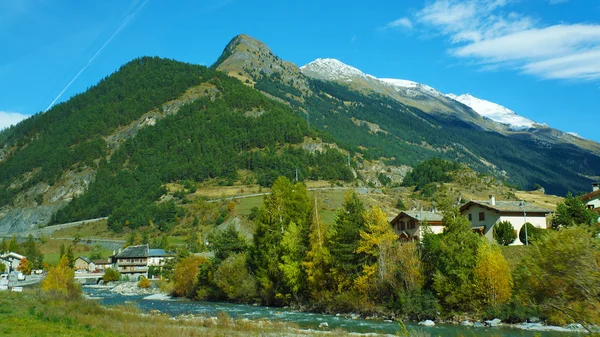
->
[0,34,599,234]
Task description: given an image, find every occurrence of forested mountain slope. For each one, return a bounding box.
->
[0,58,352,233]
[214,34,600,196]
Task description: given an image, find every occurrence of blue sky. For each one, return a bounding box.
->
[1,0,599,141]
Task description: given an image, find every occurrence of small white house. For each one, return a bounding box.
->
[0,252,25,272]
[460,195,552,245]
[389,210,444,241]
[148,249,172,267]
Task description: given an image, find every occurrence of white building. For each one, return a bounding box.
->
[0,252,25,272]
[460,196,552,245]
[389,210,444,241]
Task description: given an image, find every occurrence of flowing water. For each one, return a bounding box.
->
[83,287,582,336]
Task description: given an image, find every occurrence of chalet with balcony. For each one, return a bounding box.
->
[114,245,149,279]
[389,210,444,241]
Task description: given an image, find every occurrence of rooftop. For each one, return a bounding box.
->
[581,189,600,202]
[148,249,169,257]
[76,256,91,263]
[91,259,110,264]
[116,245,148,258]
[391,210,444,223]
[461,200,553,213]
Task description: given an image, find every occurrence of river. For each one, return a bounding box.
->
[83,287,582,336]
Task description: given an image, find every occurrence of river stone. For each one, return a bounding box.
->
[485,318,502,327]
[567,323,583,330]
[319,322,329,328]
[418,320,435,326]
[461,320,474,326]
[528,316,541,323]
[473,322,485,328]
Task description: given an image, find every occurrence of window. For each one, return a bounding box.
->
[468,214,472,221]
[400,221,405,230]
[479,212,485,221]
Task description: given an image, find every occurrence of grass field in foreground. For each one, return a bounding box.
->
[0,290,352,337]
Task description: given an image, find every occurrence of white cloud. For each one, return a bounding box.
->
[549,0,568,4]
[0,111,29,130]
[414,0,600,81]
[385,17,413,30]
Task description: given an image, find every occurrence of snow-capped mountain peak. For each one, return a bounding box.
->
[446,93,536,131]
[300,58,373,81]
[301,58,443,98]
[380,78,441,96]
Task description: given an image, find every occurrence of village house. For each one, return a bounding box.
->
[114,245,149,280]
[581,182,600,223]
[148,248,173,279]
[389,210,444,241]
[91,259,112,271]
[74,256,93,271]
[0,252,25,273]
[460,195,552,245]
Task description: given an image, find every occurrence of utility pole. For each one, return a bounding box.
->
[347,154,351,167]
[295,168,298,182]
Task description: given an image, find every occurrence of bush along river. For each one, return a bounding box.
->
[83,286,585,337]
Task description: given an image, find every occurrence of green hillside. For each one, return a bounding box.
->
[213,35,600,195]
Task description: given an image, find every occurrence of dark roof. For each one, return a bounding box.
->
[116,245,148,258]
[148,249,169,257]
[91,259,110,264]
[461,200,553,214]
[391,211,444,224]
[581,190,600,202]
[76,256,91,264]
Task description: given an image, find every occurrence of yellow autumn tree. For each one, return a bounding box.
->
[41,256,80,297]
[396,241,424,292]
[173,255,207,298]
[474,239,512,306]
[17,257,32,275]
[355,206,398,294]
[302,204,331,300]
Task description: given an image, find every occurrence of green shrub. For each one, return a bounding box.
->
[519,223,545,245]
[102,268,120,282]
[493,221,517,245]
[137,276,151,289]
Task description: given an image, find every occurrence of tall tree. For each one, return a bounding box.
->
[66,245,75,268]
[474,239,512,307]
[328,191,368,291]
[302,198,331,299]
[432,207,480,311]
[356,206,398,293]
[250,176,311,304]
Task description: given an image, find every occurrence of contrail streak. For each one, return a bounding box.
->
[44,0,148,112]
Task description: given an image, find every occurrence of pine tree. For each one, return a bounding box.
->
[66,245,75,268]
[328,191,367,291]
